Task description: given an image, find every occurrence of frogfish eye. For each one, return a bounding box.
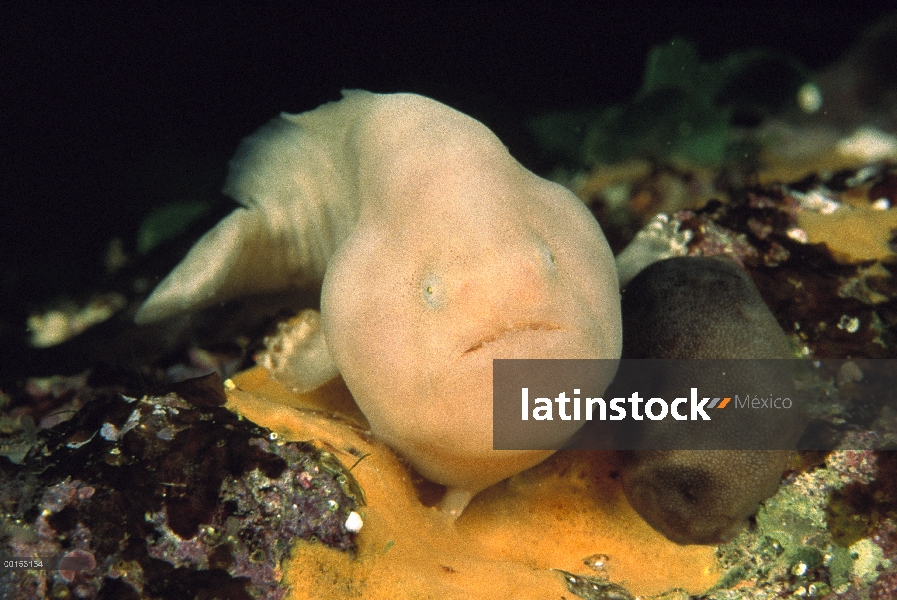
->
[421,273,446,309]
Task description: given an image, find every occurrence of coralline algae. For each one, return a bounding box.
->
[0,375,360,599]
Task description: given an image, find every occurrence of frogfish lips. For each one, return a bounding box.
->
[462,322,563,356]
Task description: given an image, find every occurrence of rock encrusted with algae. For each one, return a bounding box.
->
[703,445,897,599]
[607,163,897,359]
[0,374,359,599]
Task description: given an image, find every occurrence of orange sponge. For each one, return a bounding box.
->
[225,366,719,599]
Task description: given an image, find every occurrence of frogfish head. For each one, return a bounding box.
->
[320,167,622,495]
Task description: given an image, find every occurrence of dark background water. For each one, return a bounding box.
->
[2,0,895,321]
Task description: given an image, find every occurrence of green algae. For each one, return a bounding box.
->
[136,200,210,254]
[689,450,897,599]
[530,38,812,169]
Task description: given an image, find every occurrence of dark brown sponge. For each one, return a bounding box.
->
[619,257,796,545]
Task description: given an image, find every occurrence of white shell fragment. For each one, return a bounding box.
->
[344,511,363,533]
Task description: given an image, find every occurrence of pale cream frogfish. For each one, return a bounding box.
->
[135,91,622,516]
